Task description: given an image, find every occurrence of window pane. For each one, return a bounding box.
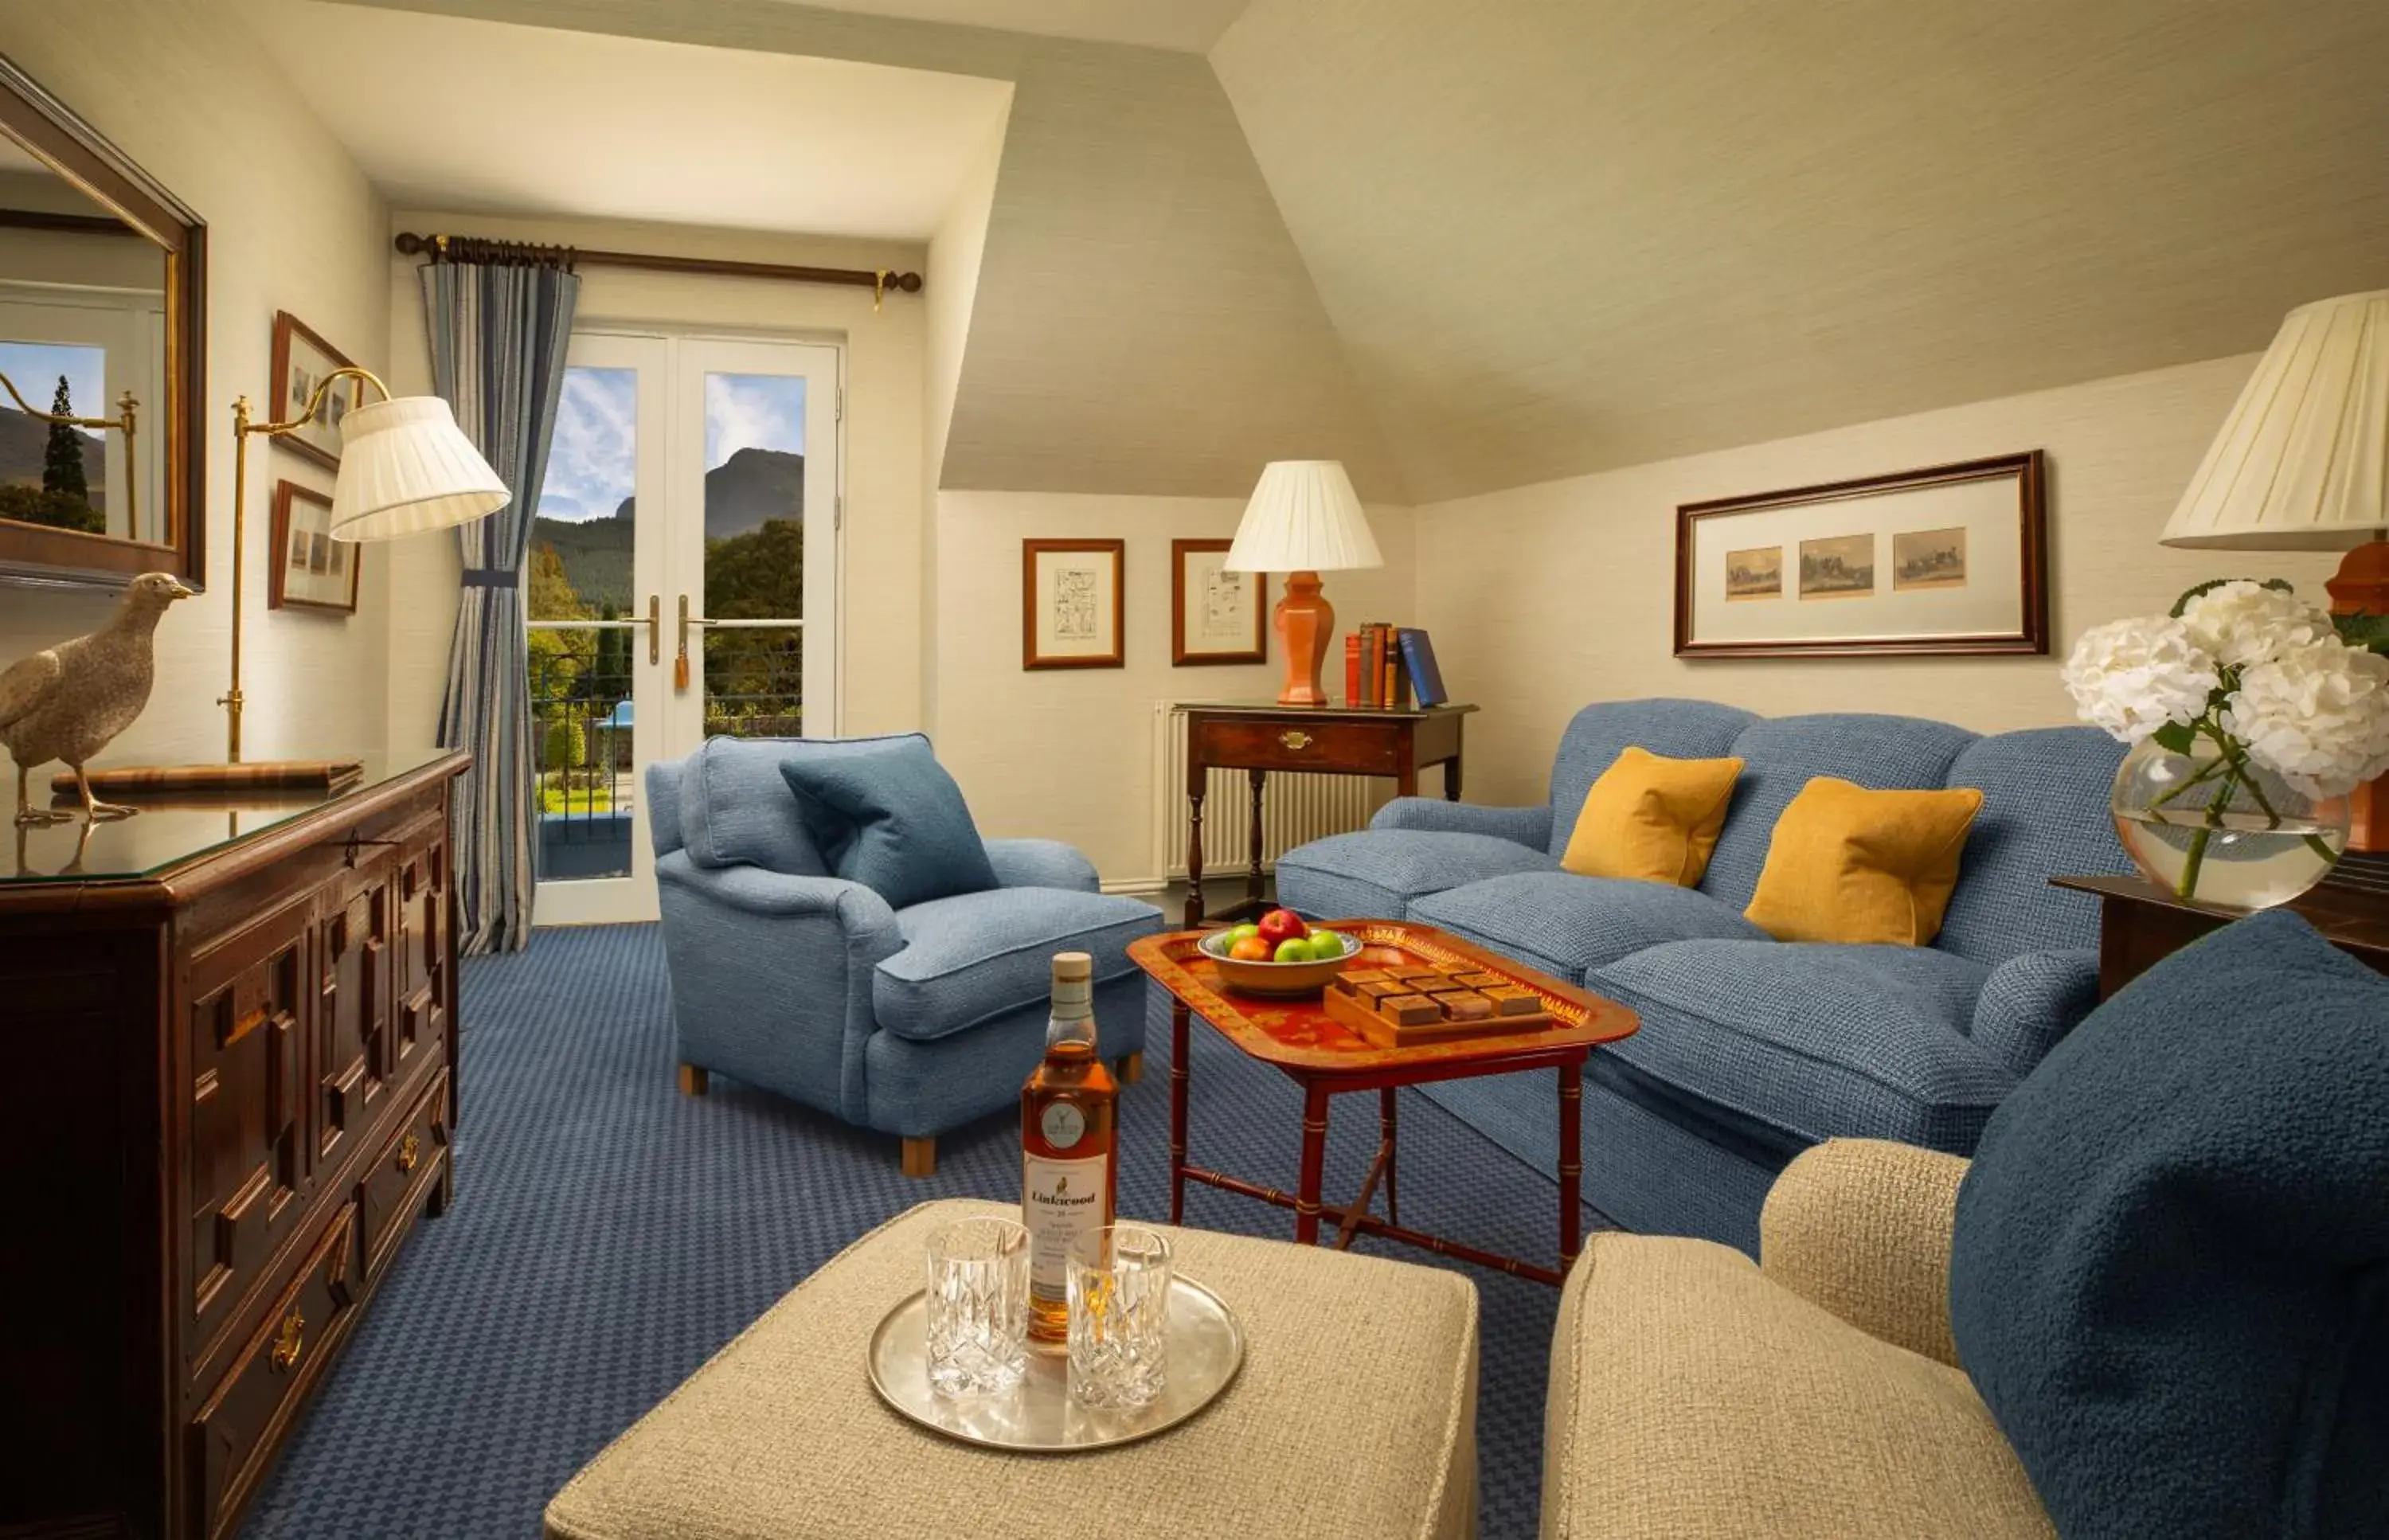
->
[702,372,804,621]
[529,364,638,883]
[530,365,637,620]
[0,338,110,532]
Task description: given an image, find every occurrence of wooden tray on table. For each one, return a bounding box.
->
[1134,920,1617,1071]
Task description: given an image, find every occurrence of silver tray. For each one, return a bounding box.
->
[866,1275,1245,1452]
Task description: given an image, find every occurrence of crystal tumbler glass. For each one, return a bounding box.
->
[924,1217,1030,1398]
[1068,1223,1172,1409]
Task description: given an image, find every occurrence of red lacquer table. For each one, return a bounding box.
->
[1128,920,1639,1286]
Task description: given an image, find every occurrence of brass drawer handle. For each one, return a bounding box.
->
[1278,730,1313,751]
[270,1309,305,1374]
[397,1132,420,1175]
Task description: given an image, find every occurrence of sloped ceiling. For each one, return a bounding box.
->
[318,0,1400,498]
[1212,0,2389,502]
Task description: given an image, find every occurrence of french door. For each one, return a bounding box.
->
[528,330,839,926]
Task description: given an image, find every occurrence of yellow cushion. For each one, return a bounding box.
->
[1562,745,1746,887]
[1744,778,1984,946]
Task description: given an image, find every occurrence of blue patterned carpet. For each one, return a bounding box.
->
[242,924,1607,1539]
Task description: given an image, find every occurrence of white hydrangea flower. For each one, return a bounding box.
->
[2060,616,2221,744]
[2177,580,2338,670]
[2223,641,2389,799]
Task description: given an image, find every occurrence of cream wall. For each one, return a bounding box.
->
[0,0,393,768]
[933,491,1416,887]
[1414,352,2343,808]
[381,209,929,751]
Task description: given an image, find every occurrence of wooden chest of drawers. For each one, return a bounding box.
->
[0,752,467,1540]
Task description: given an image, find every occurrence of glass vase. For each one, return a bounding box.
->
[2110,735,2348,912]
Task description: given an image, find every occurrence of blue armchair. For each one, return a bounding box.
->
[647,735,1162,1174]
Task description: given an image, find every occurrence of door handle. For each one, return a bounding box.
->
[644,593,659,666]
[674,596,719,690]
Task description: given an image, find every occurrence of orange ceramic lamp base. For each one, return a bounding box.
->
[1273,570,1335,706]
[2328,537,2389,852]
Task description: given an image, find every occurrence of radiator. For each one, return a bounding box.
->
[1151,702,1386,881]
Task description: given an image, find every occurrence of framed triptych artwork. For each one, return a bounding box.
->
[1171,538,1267,665]
[1674,451,2048,659]
[1022,538,1125,669]
[268,479,359,616]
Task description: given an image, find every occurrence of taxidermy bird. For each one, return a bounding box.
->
[1,570,192,823]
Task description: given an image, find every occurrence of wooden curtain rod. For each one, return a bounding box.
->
[392,230,924,299]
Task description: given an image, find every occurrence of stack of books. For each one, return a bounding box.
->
[1344,624,1447,709]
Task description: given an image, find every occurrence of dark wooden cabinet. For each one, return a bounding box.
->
[0,752,467,1540]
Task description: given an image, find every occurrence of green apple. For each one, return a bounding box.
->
[1308,931,1344,960]
[1273,937,1312,963]
[1227,923,1261,947]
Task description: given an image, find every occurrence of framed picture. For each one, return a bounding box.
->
[271,310,366,470]
[1022,538,1124,669]
[1171,539,1267,665]
[1674,451,2047,659]
[269,479,359,615]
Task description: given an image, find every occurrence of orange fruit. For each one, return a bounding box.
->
[1230,936,1273,962]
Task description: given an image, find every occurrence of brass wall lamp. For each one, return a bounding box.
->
[0,369,139,531]
[220,365,509,766]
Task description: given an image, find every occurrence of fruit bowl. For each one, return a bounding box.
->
[1198,927,1360,997]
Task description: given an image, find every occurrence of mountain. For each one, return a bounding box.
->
[0,406,108,498]
[532,448,804,612]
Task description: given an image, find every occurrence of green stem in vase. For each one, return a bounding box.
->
[2174,764,2237,903]
[2149,752,2232,811]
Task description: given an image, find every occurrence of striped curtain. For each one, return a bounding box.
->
[424,258,581,953]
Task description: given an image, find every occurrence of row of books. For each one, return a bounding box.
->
[1344,623,1449,709]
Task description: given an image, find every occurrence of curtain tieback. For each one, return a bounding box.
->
[459,568,516,589]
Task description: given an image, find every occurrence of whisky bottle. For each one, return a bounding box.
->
[1021,951,1119,1343]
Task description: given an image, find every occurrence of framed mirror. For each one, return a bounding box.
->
[0,50,205,589]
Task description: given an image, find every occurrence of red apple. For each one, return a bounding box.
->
[1256,908,1308,947]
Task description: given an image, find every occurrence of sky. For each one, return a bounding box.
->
[0,340,108,439]
[536,365,806,524]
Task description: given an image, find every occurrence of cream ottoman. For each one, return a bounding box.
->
[545,1199,1480,1540]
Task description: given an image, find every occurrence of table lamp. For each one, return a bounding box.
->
[2160,287,2389,846]
[1224,460,1382,706]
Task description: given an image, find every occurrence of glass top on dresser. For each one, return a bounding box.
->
[2,750,454,885]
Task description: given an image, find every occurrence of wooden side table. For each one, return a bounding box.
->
[1181,702,1476,926]
[2051,873,2389,997]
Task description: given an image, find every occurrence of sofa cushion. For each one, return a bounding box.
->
[779,737,999,910]
[1935,726,2130,963]
[1274,830,1558,921]
[1700,713,1979,910]
[678,736,834,874]
[1952,913,2389,1540]
[1410,871,1767,981]
[1592,939,2016,1155]
[874,888,1162,1042]
[1546,699,1758,859]
[1559,745,1744,887]
[1743,778,1983,946]
[1545,1232,2051,1539]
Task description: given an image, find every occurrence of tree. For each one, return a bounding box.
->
[700,518,805,734]
[43,374,93,520]
[41,375,90,506]
[592,603,631,709]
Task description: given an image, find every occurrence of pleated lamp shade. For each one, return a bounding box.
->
[2161,289,2389,550]
[329,396,511,542]
[1224,460,1383,573]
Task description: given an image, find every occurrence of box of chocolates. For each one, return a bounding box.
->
[1321,960,1558,1047]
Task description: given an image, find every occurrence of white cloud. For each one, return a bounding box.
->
[704,373,805,470]
[536,366,638,522]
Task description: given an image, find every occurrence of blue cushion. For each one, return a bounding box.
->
[864,971,1150,1135]
[1410,871,1765,981]
[1274,830,1558,920]
[1699,713,1979,910]
[874,887,1163,1042]
[678,736,832,874]
[1953,913,2389,1538]
[1544,699,1758,858]
[1935,726,2129,963]
[1591,939,2013,1155]
[777,737,999,910]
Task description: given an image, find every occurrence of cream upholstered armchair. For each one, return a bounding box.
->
[1541,1139,2052,1538]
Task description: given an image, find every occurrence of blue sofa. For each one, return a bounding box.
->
[1275,699,2130,1253]
[647,735,1162,1173]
